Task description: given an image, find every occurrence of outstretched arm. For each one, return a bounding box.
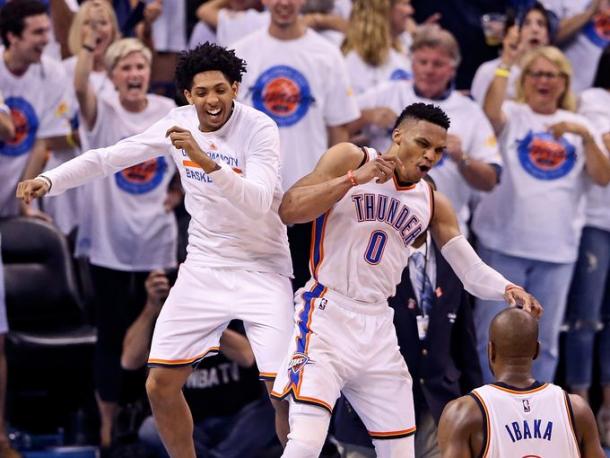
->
[438,395,482,458]
[568,393,606,458]
[278,143,399,224]
[431,191,542,317]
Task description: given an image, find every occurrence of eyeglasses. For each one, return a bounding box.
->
[526,70,565,81]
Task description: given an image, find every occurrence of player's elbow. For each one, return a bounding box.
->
[278,196,302,224]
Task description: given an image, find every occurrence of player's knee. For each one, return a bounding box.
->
[282,402,330,458]
[372,435,415,458]
[145,367,188,404]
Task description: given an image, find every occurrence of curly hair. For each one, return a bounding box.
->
[341,0,392,67]
[393,102,451,130]
[175,42,247,92]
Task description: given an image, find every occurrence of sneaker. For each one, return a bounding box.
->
[597,404,610,448]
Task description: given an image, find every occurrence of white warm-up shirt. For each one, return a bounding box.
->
[217,9,270,47]
[472,101,599,263]
[233,28,360,190]
[43,102,293,276]
[0,54,71,216]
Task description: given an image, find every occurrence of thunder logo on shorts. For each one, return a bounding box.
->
[251,65,315,127]
[115,156,168,194]
[0,97,39,157]
[517,131,576,180]
[583,10,610,48]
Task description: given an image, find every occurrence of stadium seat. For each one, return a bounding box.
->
[0,217,96,435]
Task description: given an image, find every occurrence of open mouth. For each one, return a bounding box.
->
[528,38,541,47]
[206,107,222,121]
[127,81,143,90]
[418,165,431,173]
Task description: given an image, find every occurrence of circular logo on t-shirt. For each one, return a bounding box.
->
[517,130,576,180]
[114,156,168,194]
[583,11,610,48]
[251,65,314,127]
[389,68,412,81]
[0,97,39,157]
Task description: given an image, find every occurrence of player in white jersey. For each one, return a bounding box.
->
[270,103,541,458]
[17,42,294,457]
[439,307,605,458]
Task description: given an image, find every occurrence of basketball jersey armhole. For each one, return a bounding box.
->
[358,146,369,168]
[563,391,581,451]
[426,180,435,230]
[468,392,488,458]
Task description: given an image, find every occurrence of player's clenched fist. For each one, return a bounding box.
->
[165,125,219,173]
[16,177,50,205]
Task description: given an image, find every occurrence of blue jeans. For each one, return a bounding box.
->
[138,397,276,458]
[564,226,610,389]
[474,244,575,383]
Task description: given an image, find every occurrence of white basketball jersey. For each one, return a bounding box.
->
[311,147,434,304]
[471,382,580,458]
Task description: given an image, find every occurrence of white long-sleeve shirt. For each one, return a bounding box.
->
[43,102,293,276]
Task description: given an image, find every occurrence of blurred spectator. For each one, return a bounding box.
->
[0,237,20,458]
[197,0,268,47]
[0,0,72,220]
[150,0,186,53]
[73,36,178,448]
[471,2,554,104]
[473,46,610,383]
[232,0,360,289]
[564,49,610,447]
[543,0,610,92]
[333,230,483,458]
[121,271,276,458]
[341,0,412,96]
[355,26,502,232]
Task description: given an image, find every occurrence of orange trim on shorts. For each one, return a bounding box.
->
[259,372,277,380]
[296,283,326,394]
[270,388,333,414]
[368,426,417,439]
[490,383,548,395]
[471,391,491,458]
[147,346,220,366]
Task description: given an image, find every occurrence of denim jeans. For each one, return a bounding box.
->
[474,244,576,383]
[564,226,610,389]
[138,396,276,458]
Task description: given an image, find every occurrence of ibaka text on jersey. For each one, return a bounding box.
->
[351,193,423,247]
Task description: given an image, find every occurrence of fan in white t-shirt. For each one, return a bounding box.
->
[473,45,610,386]
[471,4,553,106]
[17,42,295,458]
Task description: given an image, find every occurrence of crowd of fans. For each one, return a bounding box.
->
[0,0,609,457]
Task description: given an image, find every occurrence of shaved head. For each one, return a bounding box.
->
[489,308,538,360]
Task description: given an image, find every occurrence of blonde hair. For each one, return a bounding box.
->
[516,46,576,112]
[104,38,152,74]
[68,0,119,55]
[341,0,392,67]
[410,25,461,67]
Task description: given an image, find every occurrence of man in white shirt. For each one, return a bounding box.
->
[0,0,72,219]
[17,42,294,458]
[232,0,360,289]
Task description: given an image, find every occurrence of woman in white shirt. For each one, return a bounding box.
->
[74,34,178,448]
[472,46,610,384]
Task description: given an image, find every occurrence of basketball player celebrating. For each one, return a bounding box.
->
[17,43,294,457]
[439,307,604,458]
[270,103,542,458]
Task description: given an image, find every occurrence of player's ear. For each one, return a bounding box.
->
[184,89,194,105]
[392,127,402,145]
[231,82,239,98]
